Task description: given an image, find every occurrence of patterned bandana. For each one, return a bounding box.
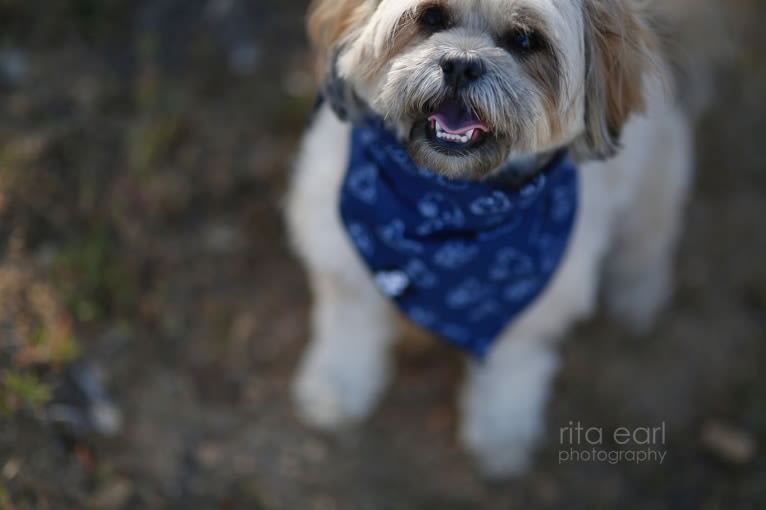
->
[339,115,579,358]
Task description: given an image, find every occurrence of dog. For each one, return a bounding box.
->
[285,0,718,478]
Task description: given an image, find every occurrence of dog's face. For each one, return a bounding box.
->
[309,0,657,179]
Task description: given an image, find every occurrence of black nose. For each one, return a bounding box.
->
[440,57,485,89]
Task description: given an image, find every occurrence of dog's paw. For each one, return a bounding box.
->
[459,407,540,479]
[459,344,557,479]
[292,356,389,431]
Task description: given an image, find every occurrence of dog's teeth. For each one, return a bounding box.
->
[434,121,477,145]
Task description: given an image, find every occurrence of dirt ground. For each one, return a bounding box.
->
[1,1,765,509]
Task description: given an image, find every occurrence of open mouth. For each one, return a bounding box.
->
[426,99,490,153]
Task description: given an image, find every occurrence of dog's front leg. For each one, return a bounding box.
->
[459,335,560,479]
[293,270,398,431]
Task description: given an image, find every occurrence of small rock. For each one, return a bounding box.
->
[90,478,134,510]
[90,400,124,437]
[700,421,757,465]
[2,458,21,480]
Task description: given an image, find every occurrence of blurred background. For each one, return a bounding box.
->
[0,0,764,508]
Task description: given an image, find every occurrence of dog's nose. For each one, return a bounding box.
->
[440,57,485,89]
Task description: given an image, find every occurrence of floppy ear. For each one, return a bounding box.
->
[307,0,374,74]
[307,0,375,120]
[575,0,659,159]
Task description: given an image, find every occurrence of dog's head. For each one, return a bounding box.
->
[308,0,659,179]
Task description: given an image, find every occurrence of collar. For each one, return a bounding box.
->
[484,151,560,188]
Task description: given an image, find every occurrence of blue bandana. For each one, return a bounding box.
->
[338,115,579,358]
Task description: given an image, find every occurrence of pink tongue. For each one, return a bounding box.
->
[428,102,489,135]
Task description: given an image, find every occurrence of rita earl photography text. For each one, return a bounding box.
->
[558,421,668,465]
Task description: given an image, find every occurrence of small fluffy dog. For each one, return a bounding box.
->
[286,0,714,477]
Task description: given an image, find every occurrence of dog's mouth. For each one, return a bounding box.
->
[426,99,490,153]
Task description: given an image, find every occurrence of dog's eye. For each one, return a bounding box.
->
[502,29,544,55]
[417,5,451,32]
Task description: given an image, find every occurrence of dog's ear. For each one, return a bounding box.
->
[307,0,375,120]
[308,0,374,73]
[574,0,659,159]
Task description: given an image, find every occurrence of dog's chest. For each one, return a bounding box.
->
[339,121,578,357]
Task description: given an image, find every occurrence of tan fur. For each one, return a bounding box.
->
[579,0,658,158]
[373,6,429,81]
[524,51,564,142]
[351,5,429,85]
[307,0,374,75]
